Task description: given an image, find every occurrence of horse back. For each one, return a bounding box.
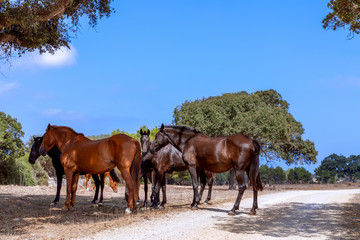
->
[154,144,187,173]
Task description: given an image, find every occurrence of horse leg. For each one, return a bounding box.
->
[150,171,156,203]
[91,174,100,204]
[70,172,80,209]
[205,174,214,204]
[188,166,200,210]
[85,174,90,190]
[160,175,167,208]
[52,169,64,205]
[64,169,73,210]
[118,167,135,214]
[143,170,149,208]
[228,169,246,215]
[198,170,207,204]
[249,190,258,215]
[98,173,105,206]
[151,172,162,209]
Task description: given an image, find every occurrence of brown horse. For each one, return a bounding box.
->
[39,124,141,214]
[140,129,215,208]
[150,124,263,215]
[85,172,118,193]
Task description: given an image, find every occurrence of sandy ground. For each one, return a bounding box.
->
[82,189,360,240]
[1,183,359,239]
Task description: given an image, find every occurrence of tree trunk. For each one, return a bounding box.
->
[228,169,237,190]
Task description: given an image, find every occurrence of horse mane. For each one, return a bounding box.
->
[50,125,84,136]
[164,125,201,134]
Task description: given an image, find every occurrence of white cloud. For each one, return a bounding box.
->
[41,108,62,116]
[16,45,77,69]
[321,76,360,89]
[0,81,18,95]
[40,108,85,121]
[36,47,77,68]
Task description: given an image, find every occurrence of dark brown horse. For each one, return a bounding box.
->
[141,130,215,208]
[39,124,141,214]
[150,124,263,215]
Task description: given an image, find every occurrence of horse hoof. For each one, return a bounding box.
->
[249,209,256,215]
[125,208,132,215]
[136,201,141,205]
[228,210,236,216]
[159,205,165,209]
[63,206,70,211]
[98,202,103,207]
[191,205,198,210]
[50,202,57,206]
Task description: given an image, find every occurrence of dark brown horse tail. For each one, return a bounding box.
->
[250,139,263,191]
[130,140,142,201]
[109,169,120,183]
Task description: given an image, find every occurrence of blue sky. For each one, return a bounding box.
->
[1,1,359,173]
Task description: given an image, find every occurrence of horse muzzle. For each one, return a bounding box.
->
[39,146,47,156]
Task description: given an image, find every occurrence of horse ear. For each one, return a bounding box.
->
[140,129,143,135]
[46,123,51,131]
[147,129,150,135]
[160,124,164,131]
[33,136,36,140]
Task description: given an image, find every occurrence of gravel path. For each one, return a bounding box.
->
[82,189,360,240]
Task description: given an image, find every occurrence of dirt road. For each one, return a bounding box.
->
[83,189,360,240]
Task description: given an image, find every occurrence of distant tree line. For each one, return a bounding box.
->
[259,165,312,184]
[314,154,360,183]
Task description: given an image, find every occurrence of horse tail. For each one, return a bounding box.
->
[249,139,263,191]
[130,140,142,201]
[109,169,120,183]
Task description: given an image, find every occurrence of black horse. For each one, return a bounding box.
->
[140,130,215,208]
[28,136,119,205]
[150,124,263,215]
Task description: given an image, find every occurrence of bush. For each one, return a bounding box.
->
[15,154,48,186]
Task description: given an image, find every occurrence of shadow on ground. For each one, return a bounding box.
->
[213,197,360,239]
[0,193,128,236]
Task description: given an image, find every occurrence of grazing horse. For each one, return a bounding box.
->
[28,137,119,205]
[140,130,215,208]
[150,124,263,215]
[39,124,141,214]
[85,172,118,193]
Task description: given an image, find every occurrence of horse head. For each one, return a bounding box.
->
[28,136,43,164]
[140,128,151,153]
[39,124,57,156]
[149,124,171,153]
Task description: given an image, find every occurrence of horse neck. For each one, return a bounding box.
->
[166,129,197,152]
[52,130,81,152]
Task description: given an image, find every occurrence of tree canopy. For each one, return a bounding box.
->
[173,90,317,165]
[0,0,114,61]
[323,0,360,37]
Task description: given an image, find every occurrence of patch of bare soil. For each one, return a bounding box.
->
[0,182,359,239]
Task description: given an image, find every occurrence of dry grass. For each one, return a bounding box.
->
[0,182,359,239]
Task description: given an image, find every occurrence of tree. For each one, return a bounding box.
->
[0,112,25,184]
[287,167,312,184]
[0,0,114,62]
[173,90,317,165]
[259,165,286,184]
[323,0,360,37]
[346,155,360,181]
[315,154,360,183]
